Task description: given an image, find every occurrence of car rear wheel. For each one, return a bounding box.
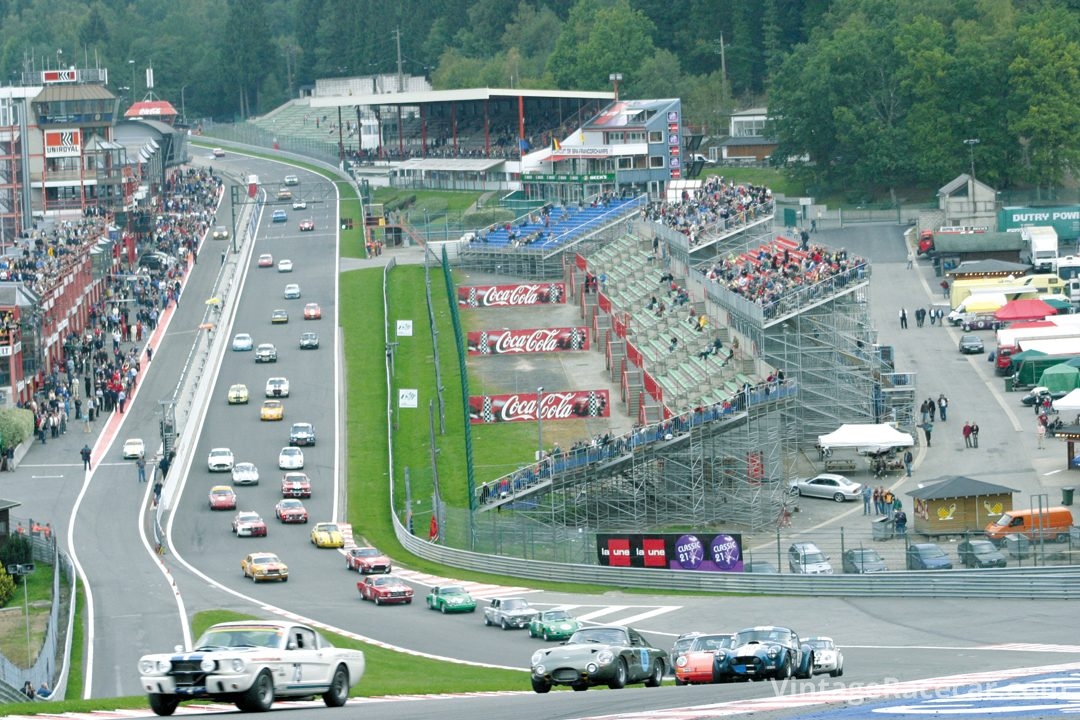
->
[322,665,349,707]
[531,678,552,694]
[644,660,664,687]
[148,693,179,716]
[608,658,628,689]
[833,493,846,503]
[236,669,274,712]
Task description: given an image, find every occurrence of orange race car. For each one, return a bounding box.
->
[674,633,734,685]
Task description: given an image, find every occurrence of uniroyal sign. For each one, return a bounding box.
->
[44,129,82,158]
[469,389,609,424]
[467,327,589,355]
[458,282,566,308]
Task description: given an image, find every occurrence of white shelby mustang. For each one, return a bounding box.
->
[138,621,364,716]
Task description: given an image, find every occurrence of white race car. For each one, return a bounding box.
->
[806,636,844,677]
[138,620,364,715]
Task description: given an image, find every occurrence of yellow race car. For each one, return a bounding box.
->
[240,552,289,582]
[227,383,250,405]
[260,400,285,421]
[310,522,344,548]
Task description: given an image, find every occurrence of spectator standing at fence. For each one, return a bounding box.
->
[136,454,147,482]
[903,449,913,477]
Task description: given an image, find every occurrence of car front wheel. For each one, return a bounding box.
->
[236,669,274,712]
[531,678,552,694]
[322,665,349,707]
[148,693,180,716]
[608,658,628,689]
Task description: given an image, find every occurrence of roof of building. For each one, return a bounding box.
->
[932,231,1024,252]
[581,98,678,130]
[906,475,1018,500]
[938,173,995,196]
[395,158,505,172]
[309,87,612,109]
[721,136,778,147]
[33,83,115,102]
[731,107,767,117]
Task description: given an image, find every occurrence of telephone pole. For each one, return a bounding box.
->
[394,28,404,92]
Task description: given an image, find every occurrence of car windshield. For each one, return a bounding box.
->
[372,576,393,586]
[212,489,232,496]
[317,524,338,532]
[691,634,732,651]
[994,514,1014,527]
[971,543,996,555]
[542,610,572,621]
[807,638,835,650]
[569,628,628,645]
[280,500,302,509]
[441,586,467,595]
[355,548,380,557]
[801,552,826,564]
[194,626,284,650]
[673,635,699,652]
[502,599,528,610]
[251,554,278,565]
[920,546,946,558]
[851,549,880,561]
[734,628,792,645]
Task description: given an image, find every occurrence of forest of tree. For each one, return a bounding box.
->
[1,0,1077,195]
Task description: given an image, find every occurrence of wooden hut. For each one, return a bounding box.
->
[906,476,1017,536]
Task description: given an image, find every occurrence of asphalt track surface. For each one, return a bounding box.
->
[2,159,1076,719]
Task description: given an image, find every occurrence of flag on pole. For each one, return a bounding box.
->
[551,137,561,151]
[429,515,439,542]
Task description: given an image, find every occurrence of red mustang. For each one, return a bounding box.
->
[358,575,413,605]
[281,472,311,498]
[345,546,392,574]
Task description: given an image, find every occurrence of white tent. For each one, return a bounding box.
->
[818,423,915,453]
[1054,388,1080,414]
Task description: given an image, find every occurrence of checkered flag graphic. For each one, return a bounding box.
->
[482,396,494,423]
[547,284,562,304]
[479,331,490,354]
[569,327,583,350]
[588,391,599,416]
[468,287,478,307]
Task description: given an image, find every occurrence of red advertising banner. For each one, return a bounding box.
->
[458,282,566,308]
[467,327,589,355]
[469,389,610,424]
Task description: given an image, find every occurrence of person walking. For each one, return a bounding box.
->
[136,454,147,482]
[907,252,915,269]
[862,484,872,515]
[963,422,973,448]
[940,279,950,299]
[938,394,949,422]
[923,420,933,447]
[118,388,127,414]
[899,308,908,329]
[1037,421,1046,449]
[80,444,91,470]
[927,398,936,422]
[903,448,914,477]
[971,421,980,448]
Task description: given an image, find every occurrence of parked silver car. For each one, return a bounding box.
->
[789,473,862,502]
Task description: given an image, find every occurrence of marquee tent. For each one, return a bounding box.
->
[994,297,1058,322]
[817,424,915,453]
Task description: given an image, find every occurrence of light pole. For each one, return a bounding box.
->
[536,386,544,461]
[129,59,137,101]
[964,138,980,216]
[608,73,623,101]
[180,84,189,124]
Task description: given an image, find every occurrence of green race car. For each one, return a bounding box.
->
[425,585,477,614]
[528,609,580,641]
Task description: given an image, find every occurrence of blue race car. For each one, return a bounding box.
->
[713,626,814,681]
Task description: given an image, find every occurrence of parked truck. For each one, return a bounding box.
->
[1021,226,1060,273]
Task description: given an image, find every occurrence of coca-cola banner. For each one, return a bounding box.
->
[596,532,744,572]
[458,282,566,308]
[467,327,590,355]
[469,389,610,424]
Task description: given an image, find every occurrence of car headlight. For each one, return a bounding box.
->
[230,658,246,673]
[768,645,780,657]
[596,650,614,665]
[139,658,170,675]
[675,656,688,667]
[200,658,217,672]
[586,662,599,674]
[534,664,546,675]
[714,649,727,659]
[531,650,545,665]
